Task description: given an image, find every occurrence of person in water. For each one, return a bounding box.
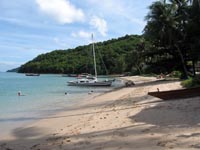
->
[18,91,21,96]
[18,91,25,96]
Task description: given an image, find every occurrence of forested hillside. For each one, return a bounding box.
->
[18,35,145,75]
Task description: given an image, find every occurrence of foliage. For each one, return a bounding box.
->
[18,35,147,75]
[143,0,200,78]
[169,71,182,78]
[7,67,19,72]
[181,75,200,88]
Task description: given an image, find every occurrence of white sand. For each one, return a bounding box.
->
[1,76,200,150]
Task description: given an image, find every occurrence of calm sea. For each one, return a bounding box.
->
[0,72,121,138]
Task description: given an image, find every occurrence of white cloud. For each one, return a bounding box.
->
[86,0,147,27]
[36,0,85,24]
[90,16,108,36]
[71,31,91,39]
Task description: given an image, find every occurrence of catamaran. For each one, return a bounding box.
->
[67,34,113,86]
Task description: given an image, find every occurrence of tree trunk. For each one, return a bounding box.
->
[192,59,196,76]
[175,44,189,79]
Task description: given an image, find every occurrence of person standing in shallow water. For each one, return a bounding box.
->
[18,91,21,96]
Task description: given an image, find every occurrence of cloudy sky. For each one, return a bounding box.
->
[0,0,156,72]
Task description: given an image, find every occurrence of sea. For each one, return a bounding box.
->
[0,72,123,138]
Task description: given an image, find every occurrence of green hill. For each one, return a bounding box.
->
[18,35,144,75]
[7,67,19,72]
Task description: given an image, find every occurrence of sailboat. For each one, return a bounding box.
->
[67,34,113,86]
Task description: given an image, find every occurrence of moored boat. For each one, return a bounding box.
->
[25,73,40,76]
[68,34,113,87]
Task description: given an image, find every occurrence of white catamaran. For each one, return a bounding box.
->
[67,34,113,86]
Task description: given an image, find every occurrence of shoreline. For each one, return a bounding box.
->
[1,76,200,150]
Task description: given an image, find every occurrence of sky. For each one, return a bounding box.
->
[0,0,156,72]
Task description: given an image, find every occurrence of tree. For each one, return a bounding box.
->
[144,0,193,78]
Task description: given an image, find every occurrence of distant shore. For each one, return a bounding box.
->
[1,76,200,150]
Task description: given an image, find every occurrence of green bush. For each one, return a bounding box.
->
[170,71,182,78]
[181,75,200,88]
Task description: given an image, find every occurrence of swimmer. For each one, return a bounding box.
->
[18,91,21,96]
[17,91,26,96]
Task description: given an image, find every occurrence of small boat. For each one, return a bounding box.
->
[148,87,200,100]
[25,73,40,76]
[68,34,113,87]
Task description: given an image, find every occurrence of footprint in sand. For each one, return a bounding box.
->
[0,143,14,150]
[157,139,177,148]
[30,144,40,149]
[113,131,128,137]
[141,128,150,133]
[191,144,200,149]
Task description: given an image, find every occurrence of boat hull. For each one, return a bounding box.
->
[148,87,200,100]
[25,73,40,76]
[68,81,112,86]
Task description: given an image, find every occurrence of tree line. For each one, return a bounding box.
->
[18,35,146,75]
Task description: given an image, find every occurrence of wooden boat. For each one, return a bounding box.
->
[148,87,200,100]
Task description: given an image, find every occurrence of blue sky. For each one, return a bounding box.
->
[0,0,156,72]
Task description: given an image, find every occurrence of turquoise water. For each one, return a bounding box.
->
[0,73,120,137]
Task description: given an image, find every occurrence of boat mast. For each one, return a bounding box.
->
[92,34,97,78]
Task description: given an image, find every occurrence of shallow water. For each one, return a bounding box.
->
[0,72,122,138]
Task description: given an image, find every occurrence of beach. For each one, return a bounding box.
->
[1,76,200,150]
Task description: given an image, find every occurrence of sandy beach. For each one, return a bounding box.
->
[1,76,200,150]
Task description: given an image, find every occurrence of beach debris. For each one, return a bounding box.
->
[125,80,135,87]
[88,90,94,95]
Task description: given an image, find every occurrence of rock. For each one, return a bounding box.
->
[125,80,135,87]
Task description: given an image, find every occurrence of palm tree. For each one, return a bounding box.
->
[187,0,200,75]
[144,0,190,78]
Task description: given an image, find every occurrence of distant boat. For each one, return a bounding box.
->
[25,73,40,76]
[68,34,113,87]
